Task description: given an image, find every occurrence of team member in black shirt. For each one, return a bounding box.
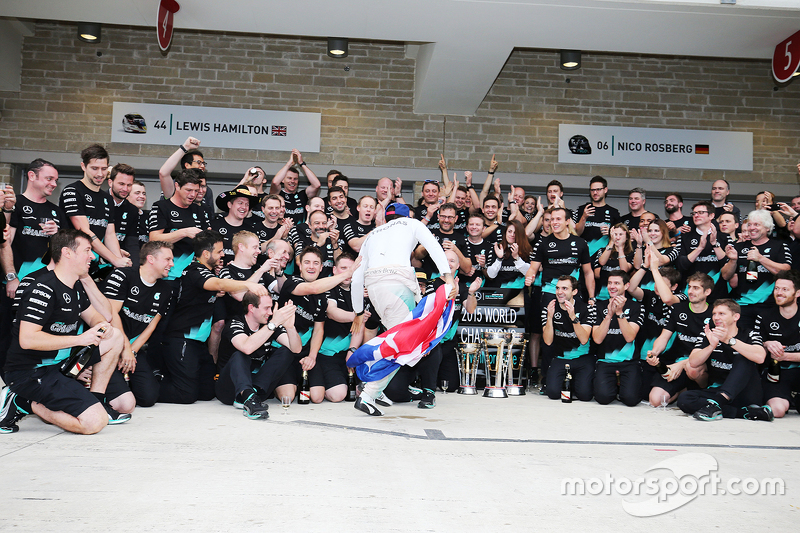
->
[675,201,730,300]
[293,210,341,277]
[269,149,321,225]
[1,230,126,434]
[573,176,621,257]
[276,247,358,402]
[215,292,301,419]
[254,194,292,252]
[592,270,644,406]
[456,214,494,289]
[211,186,261,266]
[60,144,131,275]
[158,230,268,405]
[761,270,800,418]
[679,299,771,421]
[103,241,174,408]
[341,196,377,256]
[543,276,594,401]
[107,164,140,261]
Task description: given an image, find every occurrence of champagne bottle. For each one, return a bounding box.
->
[346,371,357,402]
[59,327,105,378]
[298,370,310,404]
[746,259,759,281]
[766,358,781,383]
[561,364,572,403]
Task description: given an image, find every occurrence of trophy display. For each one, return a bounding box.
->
[481,331,512,398]
[504,332,528,396]
[457,342,482,395]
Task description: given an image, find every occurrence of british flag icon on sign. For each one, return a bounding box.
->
[271,126,287,136]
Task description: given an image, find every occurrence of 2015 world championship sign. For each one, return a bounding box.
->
[111,102,321,152]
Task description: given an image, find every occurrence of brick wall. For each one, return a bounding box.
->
[0,22,798,188]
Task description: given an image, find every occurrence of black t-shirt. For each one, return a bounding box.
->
[668,215,694,238]
[324,195,358,219]
[728,239,792,306]
[531,234,591,296]
[638,245,680,292]
[5,270,90,371]
[137,209,150,247]
[757,306,800,370]
[592,249,635,301]
[218,263,276,318]
[278,276,326,342]
[167,262,218,342]
[9,196,68,279]
[637,288,686,359]
[675,228,731,298]
[541,298,594,359]
[620,213,641,230]
[456,236,495,287]
[341,218,374,256]
[280,189,309,225]
[60,180,115,243]
[572,203,621,256]
[218,315,287,371]
[418,228,460,278]
[293,232,337,278]
[693,325,762,387]
[593,299,645,362]
[414,204,439,228]
[320,285,353,356]
[113,199,140,251]
[102,267,171,341]
[148,198,210,280]
[661,300,713,365]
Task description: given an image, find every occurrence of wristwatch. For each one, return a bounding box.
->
[267,322,276,331]
[5,272,16,282]
[728,338,737,347]
[571,316,580,324]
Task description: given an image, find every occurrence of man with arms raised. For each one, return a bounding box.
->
[269,149,321,225]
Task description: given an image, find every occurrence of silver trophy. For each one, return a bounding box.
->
[505,332,528,396]
[457,342,482,395]
[482,330,512,398]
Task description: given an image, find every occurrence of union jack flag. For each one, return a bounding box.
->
[271,125,287,136]
[348,284,455,382]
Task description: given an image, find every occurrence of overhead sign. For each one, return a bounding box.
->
[157,0,180,52]
[558,124,752,171]
[772,29,800,83]
[111,102,321,152]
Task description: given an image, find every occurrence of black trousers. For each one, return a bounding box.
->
[384,345,443,402]
[677,354,762,418]
[436,339,460,392]
[594,360,642,406]
[128,346,160,407]
[157,337,216,404]
[546,355,595,402]
[214,347,296,405]
[0,288,15,382]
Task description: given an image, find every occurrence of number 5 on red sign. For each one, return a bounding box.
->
[772,30,800,83]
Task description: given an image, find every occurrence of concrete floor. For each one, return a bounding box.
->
[0,389,797,532]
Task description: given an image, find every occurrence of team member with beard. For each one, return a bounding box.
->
[573,176,620,256]
[255,194,293,252]
[269,149,321,225]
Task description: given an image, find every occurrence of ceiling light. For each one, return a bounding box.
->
[327,37,348,58]
[560,50,581,71]
[78,22,101,43]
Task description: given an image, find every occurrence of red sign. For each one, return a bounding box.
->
[157,0,181,52]
[772,30,800,83]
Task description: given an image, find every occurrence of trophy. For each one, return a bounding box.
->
[457,342,481,395]
[504,332,528,396]
[481,330,512,398]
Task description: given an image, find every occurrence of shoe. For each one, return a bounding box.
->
[418,389,436,409]
[354,396,383,416]
[743,404,774,422]
[539,384,547,396]
[375,392,393,407]
[693,399,723,421]
[242,393,269,420]
[356,382,365,397]
[408,385,423,401]
[104,403,132,425]
[1,387,22,434]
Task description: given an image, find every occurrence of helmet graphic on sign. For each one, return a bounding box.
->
[568,135,591,155]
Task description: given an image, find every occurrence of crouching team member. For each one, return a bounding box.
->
[760,270,800,418]
[215,292,300,419]
[592,270,644,406]
[102,241,174,407]
[314,253,361,403]
[543,276,594,401]
[276,247,359,403]
[644,271,713,407]
[1,230,127,434]
[679,299,773,421]
[158,230,268,405]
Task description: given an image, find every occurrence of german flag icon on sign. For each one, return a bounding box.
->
[695,144,709,155]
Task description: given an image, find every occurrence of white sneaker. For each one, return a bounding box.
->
[375,392,393,407]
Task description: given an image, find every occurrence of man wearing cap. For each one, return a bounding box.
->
[349,203,455,416]
[210,186,261,267]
